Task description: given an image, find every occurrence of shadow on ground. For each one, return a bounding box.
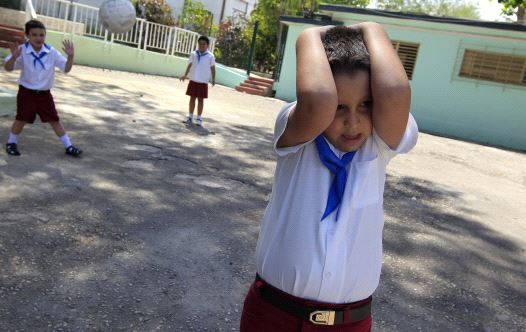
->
[0,70,524,331]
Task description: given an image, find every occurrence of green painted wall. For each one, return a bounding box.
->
[43,31,247,89]
[275,16,526,151]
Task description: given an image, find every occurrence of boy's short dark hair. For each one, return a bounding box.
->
[322,26,370,75]
[25,20,46,35]
[198,35,210,45]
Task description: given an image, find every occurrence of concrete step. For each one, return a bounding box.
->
[245,78,273,89]
[0,25,25,48]
[235,86,266,96]
[249,76,274,85]
[240,82,270,92]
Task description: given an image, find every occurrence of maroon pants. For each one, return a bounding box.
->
[240,279,372,332]
[16,85,59,123]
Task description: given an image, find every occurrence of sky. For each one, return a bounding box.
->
[367,0,507,21]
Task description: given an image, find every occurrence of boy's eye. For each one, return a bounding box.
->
[360,101,372,110]
[336,104,346,111]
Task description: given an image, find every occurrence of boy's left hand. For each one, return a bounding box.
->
[62,40,74,57]
[211,79,215,87]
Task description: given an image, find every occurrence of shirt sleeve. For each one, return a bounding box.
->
[209,54,216,67]
[274,101,313,157]
[372,113,418,162]
[188,53,194,64]
[53,49,67,72]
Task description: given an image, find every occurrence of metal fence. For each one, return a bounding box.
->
[30,0,215,55]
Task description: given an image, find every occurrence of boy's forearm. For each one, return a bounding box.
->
[184,64,191,76]
[211,66,215,81]
[296,28,338,117]
[4,58,16,71]
[65,55,74,73]
[359,22,411,148]
[359,22,410,94]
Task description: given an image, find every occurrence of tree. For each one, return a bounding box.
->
[498,0,525,23]
[376,0,480,20]
[134,0,175,25]
[178,0,213,36]
[214,15,249,68]
[246,0,370,73]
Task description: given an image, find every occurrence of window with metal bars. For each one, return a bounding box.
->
[459,49,526,86]
[391,41,419,80]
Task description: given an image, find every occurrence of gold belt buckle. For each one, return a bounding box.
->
[309,310,336,325]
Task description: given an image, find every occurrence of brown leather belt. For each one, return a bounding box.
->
[256,274,372,326]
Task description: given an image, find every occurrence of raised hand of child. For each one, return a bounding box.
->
[9,42,21,59]
[62,40,74,57]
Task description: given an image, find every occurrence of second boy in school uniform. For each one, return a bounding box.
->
[180,36,216,127]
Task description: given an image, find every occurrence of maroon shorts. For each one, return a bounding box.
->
[16,85,59,123]
[186,80,208,99]
[240,278,372,332]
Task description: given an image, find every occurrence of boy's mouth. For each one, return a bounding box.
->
[342,133,361,143]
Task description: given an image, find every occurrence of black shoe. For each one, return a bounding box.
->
[65,145,82,157]
[6,143,21,156]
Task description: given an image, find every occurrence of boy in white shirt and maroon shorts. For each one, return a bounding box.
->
[4,20,82,157]
[240,24,418,331]
[180,35,216,127]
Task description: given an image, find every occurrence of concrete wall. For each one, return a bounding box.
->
[0,7,85,34]
[41,30,246,88]
[274,16,526,151]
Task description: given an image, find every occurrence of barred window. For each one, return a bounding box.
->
[460,49,526,86]
[392,41,419,80]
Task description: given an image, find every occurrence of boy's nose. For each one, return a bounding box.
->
[343,110,360,128]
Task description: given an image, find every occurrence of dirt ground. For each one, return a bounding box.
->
[0,66,525,332]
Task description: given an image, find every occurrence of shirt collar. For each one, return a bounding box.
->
[322,136,346,159]
[24,42,51,55]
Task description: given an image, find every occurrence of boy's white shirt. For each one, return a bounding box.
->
[188,50,215,84]
[256,101,418,303]
[4,43,67,90]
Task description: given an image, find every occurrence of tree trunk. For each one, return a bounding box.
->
[517,6,525,24]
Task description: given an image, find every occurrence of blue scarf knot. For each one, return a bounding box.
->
[30,51,47,70]
[195,50,208,63]
[315,135,356,221]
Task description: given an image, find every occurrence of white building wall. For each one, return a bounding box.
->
[72,0,257,24]
[167,0,257,24]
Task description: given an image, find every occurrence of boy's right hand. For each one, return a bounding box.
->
[179,75,187,82]
[9,43,21,59]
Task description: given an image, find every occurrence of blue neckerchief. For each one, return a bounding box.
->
[195,50,208,63]
[30,51,47,69]
[25,42,51,70]
[315,135,356,221]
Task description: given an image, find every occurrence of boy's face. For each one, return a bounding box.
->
[323,70,373,152]
[26,28,46,50]
[197,40,208,52]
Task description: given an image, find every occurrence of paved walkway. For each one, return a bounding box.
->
[0,66,525,331]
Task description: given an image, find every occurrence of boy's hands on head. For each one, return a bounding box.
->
[62,40,74,57]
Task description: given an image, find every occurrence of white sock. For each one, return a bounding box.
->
[60,134,72,148]
[197,115,202,120]
[7,132,18,144]
[187,113,194,119]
